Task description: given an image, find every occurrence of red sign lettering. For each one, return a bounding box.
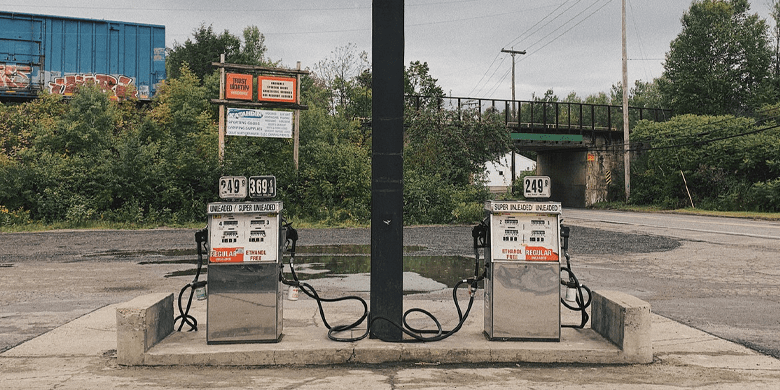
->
[210,247,244,263]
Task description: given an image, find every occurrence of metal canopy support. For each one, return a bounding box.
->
[370,0,404,341]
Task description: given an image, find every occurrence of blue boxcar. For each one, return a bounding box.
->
[0,11,165,100]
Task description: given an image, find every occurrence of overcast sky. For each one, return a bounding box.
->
[2,0,777,100]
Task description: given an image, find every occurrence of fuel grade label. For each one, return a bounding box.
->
[210,247,244,263]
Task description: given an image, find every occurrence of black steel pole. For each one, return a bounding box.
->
[370,0,404,341]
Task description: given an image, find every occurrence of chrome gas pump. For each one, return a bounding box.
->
[483,199,562,341]
[483,176,563,341]
[205,176,286,344]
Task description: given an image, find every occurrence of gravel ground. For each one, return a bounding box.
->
[0,224,681,263]
[297,225,681,257]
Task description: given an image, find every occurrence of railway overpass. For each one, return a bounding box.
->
[407,96,673,207]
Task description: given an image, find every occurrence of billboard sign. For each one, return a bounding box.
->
[227,108,293,138]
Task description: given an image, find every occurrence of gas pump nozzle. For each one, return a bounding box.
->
[284,222,298,254]
[174,227,209,332]
[559,225,576,289]
[472,220,488,279]
[472,220,487,249]
[195,227,208,245]
[557,225,592,328]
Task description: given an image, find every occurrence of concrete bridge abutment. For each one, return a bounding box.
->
[534,139,623,208]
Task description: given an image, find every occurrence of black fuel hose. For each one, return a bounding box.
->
[367,273,482,343]
[560,252,592,329]
[280,222,485,343]
[174,228,208,332]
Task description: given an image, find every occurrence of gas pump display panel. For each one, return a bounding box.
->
[206,201,284,344]
[208,202,280,263]
[490,212,559,262]
[484,200,562,341]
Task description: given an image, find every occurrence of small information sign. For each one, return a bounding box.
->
[225,73,253,100]
[258,76,296,103]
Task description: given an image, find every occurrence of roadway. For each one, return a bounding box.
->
[564,208,780,358]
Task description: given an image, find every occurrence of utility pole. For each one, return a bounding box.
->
[501,48,526,194]
[218,53,226,163]
[294,61,301,170]
[622,0,630,201]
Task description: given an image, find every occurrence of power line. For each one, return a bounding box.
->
[466,2,567,97]
[628,0,653,82]
[475,57,509,97]
[472,0,614,99]
[485,67,512,98]
[504,1,579,49]
[467,53,502,97]
[517,0,615,62]
[468,1,577,98]
[626,122,780,153]
[585,113,780,153]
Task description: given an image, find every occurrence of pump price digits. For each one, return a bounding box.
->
[523,175,551,198]
[248,176,276,198]
[218,175,276,199]
[219,176,247,199]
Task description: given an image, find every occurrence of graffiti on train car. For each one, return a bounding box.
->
[48,74,137,99]
[0,64,32,89]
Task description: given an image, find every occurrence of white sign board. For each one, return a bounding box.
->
[523,176,552,198]
[226,108,293,138]
[219,176,247,199]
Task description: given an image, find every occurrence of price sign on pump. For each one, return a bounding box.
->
[219,176,247,199]
[248,176,276,199]
[523,176,551,198]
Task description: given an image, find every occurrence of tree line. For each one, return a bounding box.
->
[0,25,511,227]
[3,0,780,228]
[510,0,780,212]
[628,0,780,211]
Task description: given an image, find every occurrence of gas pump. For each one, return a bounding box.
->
[205,176,287,344]
[483,198,563,341]
[482,176,592,340]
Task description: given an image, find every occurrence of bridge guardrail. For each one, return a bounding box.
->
[405,95,672,136]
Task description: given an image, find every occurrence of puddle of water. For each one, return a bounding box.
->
[159,254,480,290]
[150,245,479,290]
[289,254,479,289]
[294,244,425,254]
[90,248,196,258]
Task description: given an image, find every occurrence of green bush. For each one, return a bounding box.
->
[746,179,780,211]
[630,114,780,211]
[0,205,30,226]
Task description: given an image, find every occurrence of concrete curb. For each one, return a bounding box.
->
[591,290,653,363]
[116,293,174,365]
[116,291,653,366]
